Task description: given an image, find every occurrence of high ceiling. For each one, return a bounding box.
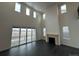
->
[26,2,55,12]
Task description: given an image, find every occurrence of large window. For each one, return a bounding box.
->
[60,4,67,14]
[62,26,70,40]
[26,7,30,16]
[15,3,21,12]
[33,11,36,18]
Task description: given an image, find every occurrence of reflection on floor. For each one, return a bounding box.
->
[0,40,79,56]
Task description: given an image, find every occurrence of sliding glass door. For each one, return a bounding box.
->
[11,28,36,47]
[20,28,26,45]
[31,29,36,41]
[11,28,20,47]
[27,29,32,43]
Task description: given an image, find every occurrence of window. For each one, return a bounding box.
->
[43,28,46,36]
[33,11,36,18]
[26,7,30,16]
[60,4,67,14]
[62,26,70,40]
[43,13,46,20]
[15,3,21,12]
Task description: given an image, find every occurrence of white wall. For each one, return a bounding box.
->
[59,3,79,48]
[45,4,60,43]
[45,4,60,34]
[0,2,42,51]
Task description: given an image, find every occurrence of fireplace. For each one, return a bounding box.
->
[46,34,60,45]
[49,37,55,45]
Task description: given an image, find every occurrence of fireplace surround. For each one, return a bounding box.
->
[46,33,60,45]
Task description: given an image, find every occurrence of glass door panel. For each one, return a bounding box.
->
[20,28,26,44]
[27,29,32,43]
[31,29,36,41]
[11,28,20,47]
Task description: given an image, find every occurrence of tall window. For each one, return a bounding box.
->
[43,28,46,36]
[15,3,21,12]
[33,11,36,18]
[26,7,30,16]
[43,13,46,20]
[62,26,70,40]
[60,4,67,14]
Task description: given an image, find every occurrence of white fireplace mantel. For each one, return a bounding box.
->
[46,33,60,45]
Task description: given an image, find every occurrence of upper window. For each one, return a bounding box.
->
[26,7,30,16]
[15,3,21,12]
[60,4,67,14]
[62,26,70,40]
[33,11,36,18]
[43,13,46,20]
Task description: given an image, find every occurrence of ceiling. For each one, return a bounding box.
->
[26,2,55,12]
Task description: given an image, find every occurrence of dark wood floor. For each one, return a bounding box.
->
[0,40,79,56]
